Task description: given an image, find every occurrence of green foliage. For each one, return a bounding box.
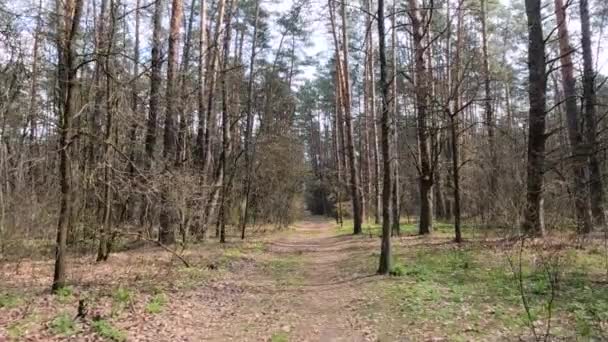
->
[54,286,74,303]
[0,292,22,308]
[145,293,167,314]
[389,263,405,277]
[49,312,78,336]
[112,287,132,304]
[92,319,126,342]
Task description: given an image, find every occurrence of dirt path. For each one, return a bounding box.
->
[1,217,380,342]
[142,217,378,342]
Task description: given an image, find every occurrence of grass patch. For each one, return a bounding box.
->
[270,331,289,342]
[263,255,304,286]
[54,286,74,303]
[49,312,79,336]
[145,293,167,314]
[92,319,127,342]
[365,243,608,339]
[112,287,132,304]
[6,314,38,339]
[389,263,406,277]
[111,287,133,315]
[0,292,23,308]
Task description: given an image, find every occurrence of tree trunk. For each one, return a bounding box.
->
[366,0,381,225]
[97,0,117,261]
[522,0,547,237]
[218,0,236,243]
[52,0,85,292]
[450,0,464,243]
[481,0,497,210]
[409,0,433,235]
[554,0,593,234]
[196,0,207,166]
[146,0,162,166]
[240,0,260,239]
[159,0,183,244]
[580,0,605,228]
[377,0,392,275]
[390,0,400,236]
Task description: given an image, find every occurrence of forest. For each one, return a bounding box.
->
[1,0,608,339]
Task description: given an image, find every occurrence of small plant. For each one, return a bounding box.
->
[55,286,74,303]
[145,293,167,314]
[112,287,132,304]
[92,319,126,342]
[49,312,79,336]
[389,263,406,277]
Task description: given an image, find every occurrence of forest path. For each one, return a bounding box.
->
[154,216,379,342]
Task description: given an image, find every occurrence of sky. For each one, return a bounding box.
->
[281,0,608,82]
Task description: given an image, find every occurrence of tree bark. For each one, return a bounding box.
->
[580,0,605,228]
[554,0,593,234]
[377,0,392,274]
[336,0,363,234]
[390,0,400,236]
[408,0,433,235]
[146,0,163,166]
[240,0,260,239]
[522,0,547,237]
[159,0,183,244]
[481,0,497,209]
[52,0,85,292]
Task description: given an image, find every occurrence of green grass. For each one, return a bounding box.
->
[263,255,304,286]
[270,331,289,342]
[336,219,476,237]
[54,286,74,303]
[92,319,127,342]
[0,292,23,308]
[49,312,79,336]
[112,287,132,304]
[364,244,608,339]
[145,293,167,314]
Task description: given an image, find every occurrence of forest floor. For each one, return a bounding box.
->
[1,216,608,341]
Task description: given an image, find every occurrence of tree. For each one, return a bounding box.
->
[580,0,605,228]
[553,0,593,234]
[408,0,433,235]
[378,0,392,274]
[522,0,547,237]
[53,0,85,292]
